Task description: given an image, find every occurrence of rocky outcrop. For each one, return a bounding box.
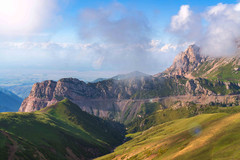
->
[156,45,207,77]
[185,79,215,96]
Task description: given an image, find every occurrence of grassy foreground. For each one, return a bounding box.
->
[97,112,240,160]
[0,99,125,160]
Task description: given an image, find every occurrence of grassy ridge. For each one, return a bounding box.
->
[97,112,240,160]
[126,102,240,133]
[0,99,125,160]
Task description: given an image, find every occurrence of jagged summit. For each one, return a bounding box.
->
[154,44,240,83]
[158,44,206,77]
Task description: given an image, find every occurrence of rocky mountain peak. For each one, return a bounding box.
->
[183,44,201,63]
[161,44,206,77]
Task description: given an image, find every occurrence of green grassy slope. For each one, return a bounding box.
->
[126,103,240,133]
[0,99,125,160]
[97,112,240,160]
[192,58,240,83]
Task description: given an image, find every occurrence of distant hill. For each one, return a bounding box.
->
[111,71,149,80]
[92,71,149,83]
[3,84,32,99]
[0,88,23,112]
[0,99,125,159]
[92,78,108,83]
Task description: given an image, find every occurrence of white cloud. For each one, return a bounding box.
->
[0,42,91,50]
[92,56,104,69]
[0,0,58,36]
[170,5,192,31]
[201,3,240,56]
[169,3,240,57]
[149,40,189,53]
[0,39,185,74]
[78,2,161,72]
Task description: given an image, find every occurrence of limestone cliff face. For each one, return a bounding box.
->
[19,80,58,112]
[19,78,100,112]
[19,76,197,120]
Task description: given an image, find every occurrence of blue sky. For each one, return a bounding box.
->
[52,0,239,43]
[0,0,239,81]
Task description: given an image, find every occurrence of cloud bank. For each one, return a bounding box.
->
[78,2,167,72]
[169,3,240,57]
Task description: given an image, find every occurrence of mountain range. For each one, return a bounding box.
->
[0,88,23,112]
[19,45,240,122]
[2,44,240,159]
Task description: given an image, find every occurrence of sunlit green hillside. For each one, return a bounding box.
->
[0,99,125,160]
[97,110,240,160]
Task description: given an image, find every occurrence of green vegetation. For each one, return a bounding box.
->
[127,102,240,133]
[192,60,240,83]
[97,112,240,160]
[131,77,187,99]
[0,99,125,160]
[0,132,9,160]
[2,98,240,160]
[206,62,240,82]
[196,78,240,95]
[197,78,229,95]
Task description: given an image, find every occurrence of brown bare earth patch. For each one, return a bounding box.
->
[66,147,82,160]
[34,150,47,160]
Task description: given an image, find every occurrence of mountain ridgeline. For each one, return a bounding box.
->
[19,73,188,122]
[3,44,240,160]
[19,45,240,122]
